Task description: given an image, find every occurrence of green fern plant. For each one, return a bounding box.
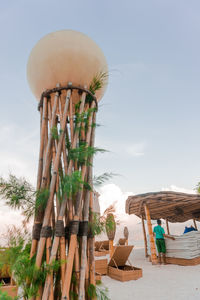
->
[87,283,110,300]
[68,144,107,167]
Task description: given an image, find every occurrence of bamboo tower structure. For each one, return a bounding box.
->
[27,30,108,300]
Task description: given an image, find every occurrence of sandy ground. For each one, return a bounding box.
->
[102,248,200,300]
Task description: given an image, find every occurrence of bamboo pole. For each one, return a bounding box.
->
[35,89,71,269]
[69,94,74,140]
[60,236,66,288]
[144,204,157,264]
[37,97,48,190]
[193,219,197,230]
[43,101,49,170]
[141,215,148,258]
[74,244,80,295]
[78,109,97,299]
[109,240,114,258]
[166,219,170,234]
[85,256,89,299]
[46,231,53,300]
[40,105,43,133]
[88,191,95,287]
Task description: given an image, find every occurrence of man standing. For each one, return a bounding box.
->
[153,219,175,264]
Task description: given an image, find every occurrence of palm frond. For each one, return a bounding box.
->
[93,172,118,187]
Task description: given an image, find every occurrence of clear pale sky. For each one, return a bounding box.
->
[1,0,200,197]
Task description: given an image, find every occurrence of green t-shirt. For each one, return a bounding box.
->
[153,225,165,239]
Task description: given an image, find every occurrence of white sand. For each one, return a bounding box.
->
[102,248,200,300]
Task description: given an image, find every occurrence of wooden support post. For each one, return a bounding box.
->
[141,215,148,258]
[166,219,170,234]
[109,240,114,258]
[193,219,197,230]
[144,204,157,265]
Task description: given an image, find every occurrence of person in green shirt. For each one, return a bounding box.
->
[153,219,175,264]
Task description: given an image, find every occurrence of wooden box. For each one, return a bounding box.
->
[95,250,109,257]
[95,240,109,256]
[108,245,142,282]
[95,258,108,275]
[166,256,200,266]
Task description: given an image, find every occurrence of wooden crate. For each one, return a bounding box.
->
[95,250,109,257]
[95,240,109,251]
[108,245,142,282]
[166,256,200,266]
[95,259,108,275]
[1,285,18,297]
[108,265,142,282]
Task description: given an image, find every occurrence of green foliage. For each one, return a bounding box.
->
[13,254,60,299]
[0,288,16,300]
[68,144,106,167]
[87,284,110,300]
[51,125,59,140]
[0,223,62,299]
[87,284,97,298]
[105,214,115,234]
[0,175,50,222]
[0,174,35,222]
[0,225,31,278]
[196,182,200,194]
[86,72,108,104]
[88,211,105,236]
[58,171,84,202]
[35,188,49,215]
[74,107,97,138]
[51,126,63,140]
[65,133,71,152]
[93,173,117,187]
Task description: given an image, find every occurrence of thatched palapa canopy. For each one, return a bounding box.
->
[126,191,200,223]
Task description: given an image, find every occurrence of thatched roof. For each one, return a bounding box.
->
[125,191,200,223]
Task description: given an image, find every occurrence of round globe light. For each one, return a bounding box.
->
[27,30,108,101]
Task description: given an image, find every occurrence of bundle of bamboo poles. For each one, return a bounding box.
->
[30,83,98,300]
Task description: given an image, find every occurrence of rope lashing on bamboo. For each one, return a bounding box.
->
[78,221,88,237]
[87,228,94,238]
[69,220,79,235]
[65,226,70,240]
[55,220,65,237]
[40,226,53,238]
[38,85,98,111]
[32,223,42,240]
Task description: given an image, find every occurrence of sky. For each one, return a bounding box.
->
[0,0,200,230]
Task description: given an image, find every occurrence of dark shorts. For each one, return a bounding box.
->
[156,239,166,253]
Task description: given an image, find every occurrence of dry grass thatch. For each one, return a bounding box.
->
[125,191,200,222]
